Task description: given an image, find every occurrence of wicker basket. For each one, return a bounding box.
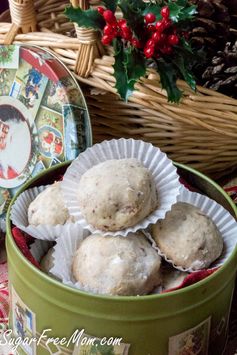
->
[1,0,237,179]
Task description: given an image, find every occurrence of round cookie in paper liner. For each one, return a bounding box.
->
[11,184,78,241]
[61,138,181,237]
[50,230,162,296]
[149,187,237,272]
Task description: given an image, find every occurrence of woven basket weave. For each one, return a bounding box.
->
[1,0,237,178]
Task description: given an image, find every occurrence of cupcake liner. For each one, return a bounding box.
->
[49,225,90,290]
[148,187,237,272]
[30,240,53,263]
[61,138,181,237]
[10,185,80,241]
[50,229,164,294]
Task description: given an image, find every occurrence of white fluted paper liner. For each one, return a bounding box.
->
[10,185,80,241]
[49,224,90,290]
[148,187,237,272]
[61,138,181,237]
[30,240,53,262]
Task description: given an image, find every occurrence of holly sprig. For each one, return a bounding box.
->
[65,0,199,103]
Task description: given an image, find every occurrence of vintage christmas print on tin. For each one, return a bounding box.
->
[0,45,92,230]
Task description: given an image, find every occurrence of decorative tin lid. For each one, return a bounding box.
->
[0,45,92,232]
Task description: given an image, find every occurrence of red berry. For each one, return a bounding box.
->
[131,38,141,48]
[159,33,166,42]
[122,27,132,40]
[161,6,170,19]
[157,34,167,48]
[101,34,113,45]
[97,6,105,15]
[111,23,119,35]
[155,21,164,32]
[103,24,114,36]
[146,39,155,48]
[144,46,154,58]
[152,31,161,43]
[120,22,128,30]
[116,27,122,36]
[145,13,156,24]
[118,19,127,27]
[161,45,173,55]
[147,24,156,32]
[166,47,173,54]
[103,10,116,24]
[162,18,172,29]
[168,34,179,45]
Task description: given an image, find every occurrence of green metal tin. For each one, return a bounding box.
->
[6,162,237,355]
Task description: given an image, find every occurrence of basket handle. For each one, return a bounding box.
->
[70,0,104,77]
[4,0,37,45]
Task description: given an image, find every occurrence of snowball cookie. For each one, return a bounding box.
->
[72,233,162,296]
[76,158,158,231]
[40,247,54,275]
[28,182,71,226]
[152,202,223,270]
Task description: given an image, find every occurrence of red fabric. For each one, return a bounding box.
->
[224,185,237,203]
[12,227,41,269]
[225,186,237,193]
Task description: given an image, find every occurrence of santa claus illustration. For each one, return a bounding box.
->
[40,129,63,157]
[0,103,32,183]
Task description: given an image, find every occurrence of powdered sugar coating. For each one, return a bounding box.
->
[76,159,158,232]
[152,202,223,270]
[72,232,162,296]
[28,182,70,226]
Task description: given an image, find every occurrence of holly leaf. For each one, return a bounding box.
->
[168,2,184,22]
[143,1,196,22]
[178,5,197,21]
[179,37,194,54]
[118,0,145,37]
[167,0,197,22]
[113,39,146,100]
[173,53,196,91]
[172,0,186,5]
[156,60,183,103]
[143,4,162,19]
[125,47,146,89]
[65,6,105,30]
[102,0,118,12]
[123,0,147,11]
[113,39,131,100]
